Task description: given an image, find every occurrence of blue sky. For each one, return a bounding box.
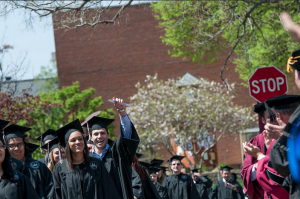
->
[0,1,153,80]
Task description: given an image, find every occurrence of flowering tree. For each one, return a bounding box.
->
[127,74,256,169]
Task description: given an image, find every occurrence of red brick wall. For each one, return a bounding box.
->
[53,4,299,167]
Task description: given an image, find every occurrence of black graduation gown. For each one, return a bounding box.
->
[163,173,201,199]
[269,106,300,198]
[11,157,53,199]
[139,169,162,199]
[194,176,213,199]
[211,179,243,199]
[132,167,143,198]
[0,171,40,199]
[90,123,140,199]
[282,174,300,199]
[153,181,169,199]
[51,156,122,199]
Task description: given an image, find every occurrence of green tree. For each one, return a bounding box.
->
[20,81,115,159]
[151,1,300,86]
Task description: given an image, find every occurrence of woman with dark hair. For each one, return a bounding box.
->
[41,137,66,172]
[52,119,121,199]
[4,124,53,199]
[0,120,39,199]
[132,155,162,199]
[148,167,169,199]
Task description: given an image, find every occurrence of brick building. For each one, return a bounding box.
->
[52,3,298,168]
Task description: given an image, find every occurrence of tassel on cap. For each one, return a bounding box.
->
[264,101,276,123]
[287,56,300,73]
[87,123,91,141]
[2,129,6,145]
[40,135,43,153]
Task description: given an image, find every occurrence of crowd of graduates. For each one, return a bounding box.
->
[0,97,239,199]
[2,12,300,199]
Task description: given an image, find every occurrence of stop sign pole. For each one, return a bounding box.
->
[248,66,288,133]
[248,66,288,103]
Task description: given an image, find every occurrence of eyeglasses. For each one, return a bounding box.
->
[8,144,24,149]
[0,145,6,150]
[172,163,181,166]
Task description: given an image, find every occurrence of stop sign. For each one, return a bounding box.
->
[248,66,288,103]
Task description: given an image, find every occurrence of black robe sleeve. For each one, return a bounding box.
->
[211,180,220,199]
[270,106,300,177]
[153,181,169,199]
[132,168,143,198]
[51,163,65,199]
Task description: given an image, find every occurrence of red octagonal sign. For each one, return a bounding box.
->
[248,66,288,103]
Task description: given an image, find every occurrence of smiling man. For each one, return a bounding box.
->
[163,155,200,199]
[88,97,140,199]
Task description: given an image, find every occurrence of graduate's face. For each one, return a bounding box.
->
[192,172,200,181]
[52,148,65,163]
[91,128,109,149]
[150,173,158,181]
[7,137,25,161]
[68,131,85,153]
[171,160,182,174]
[222,170,231,181]
[0,141,5,164]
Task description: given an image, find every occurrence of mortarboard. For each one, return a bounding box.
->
[3,124,31,141]
[27,142,39,157]
[264,95,300,123]
[160,166,168,173]
[167,155,185,163]
[41,137,60,153]
[191,169,200,173]
[56,119,84,148]
[139,161,150,169]
[150,159,164,166]
[0,119,9,130]
[87,116,114,132]
[136,153,143,159]
[148,167,161,175]
[36,129,57,153]
[287,50,300,73]
[36,129,57,143]
[222,166,233,172]
[253,103,266,115]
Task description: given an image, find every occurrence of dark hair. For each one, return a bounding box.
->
[132,155,146,181]
[157,169,166,185]
[0,140,16,182]
[65,132,90,172]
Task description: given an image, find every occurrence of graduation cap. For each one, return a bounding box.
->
[222,166,233,172]
[160,166,168,173]
[148,167,161,175]
[86,116,114,132]
[136,153,143,159]
[253,103,266,116]
[56,119,84,148]
[27,142,39,157]
[0,119,9,130]
[287,50,300,73]
[139,161,150,169]
[191,169,200,173]
[167,155,185,163]
[150,159,164,166]
[3,124,31,142]
[36,129,57,153]
[264,95,300,123]
[41,137,60,153]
